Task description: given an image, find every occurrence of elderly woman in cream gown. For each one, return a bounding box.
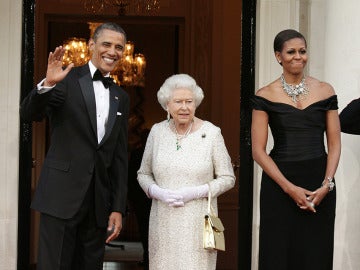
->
[137,74,235,270]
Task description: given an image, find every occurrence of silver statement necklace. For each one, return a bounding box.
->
[280,74,309,103]
[172,120,193,150]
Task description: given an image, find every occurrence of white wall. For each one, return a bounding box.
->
[323,1,360,269]
[0,0,22,269]
[255,0,360,269]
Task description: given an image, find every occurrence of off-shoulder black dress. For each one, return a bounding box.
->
[252,95,338,270]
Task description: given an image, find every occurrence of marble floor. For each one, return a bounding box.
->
[103,262,145,270]
[31,261,145,270]
[102,262,144,270]
[103,241,145,270]
[30,241,146,270]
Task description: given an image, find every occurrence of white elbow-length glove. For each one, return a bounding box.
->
[175,184,209,204]
[148,184,184,207]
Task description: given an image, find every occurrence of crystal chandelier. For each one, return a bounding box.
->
[82,0,160,15]
[62,37,146,87]
[62,38,90,67]
[112,41,146,87]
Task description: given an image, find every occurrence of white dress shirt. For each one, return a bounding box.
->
[88,61,110,143]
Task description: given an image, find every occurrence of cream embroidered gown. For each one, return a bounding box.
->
[137,120,235,270]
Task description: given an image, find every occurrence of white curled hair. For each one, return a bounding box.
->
[157,74,204,110]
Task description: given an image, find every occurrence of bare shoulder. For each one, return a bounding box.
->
[255,85,270,97]
[307,76,336,97]
[255,80,279,99]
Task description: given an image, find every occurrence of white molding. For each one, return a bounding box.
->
[0,0,22,269]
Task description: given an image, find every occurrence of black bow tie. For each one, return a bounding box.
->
[92,69,114,88]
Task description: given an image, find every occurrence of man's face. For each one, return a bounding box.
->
[89,29,126,75]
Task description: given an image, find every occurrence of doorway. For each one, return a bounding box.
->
[18,1,246,269]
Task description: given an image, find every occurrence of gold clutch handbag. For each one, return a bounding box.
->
[203,190,225,251]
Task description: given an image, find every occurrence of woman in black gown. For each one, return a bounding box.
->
[251,29,341,270]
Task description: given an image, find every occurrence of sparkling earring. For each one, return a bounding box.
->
[167,110,170,122]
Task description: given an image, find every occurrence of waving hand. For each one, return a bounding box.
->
[44,46,74,87]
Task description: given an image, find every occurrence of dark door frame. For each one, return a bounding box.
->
[18,0,257,269]
[238,0,257,269]
[18,0,35,269]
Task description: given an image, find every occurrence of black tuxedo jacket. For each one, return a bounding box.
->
[20,64,129,227]
[340,98,360,135]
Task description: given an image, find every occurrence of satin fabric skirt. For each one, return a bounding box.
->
[259,155,336,270]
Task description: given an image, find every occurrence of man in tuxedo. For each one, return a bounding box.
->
[20,22,129,270]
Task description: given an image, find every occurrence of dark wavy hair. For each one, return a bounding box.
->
[273,29,307,53]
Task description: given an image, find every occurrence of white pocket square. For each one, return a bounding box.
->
[117,112,122,116]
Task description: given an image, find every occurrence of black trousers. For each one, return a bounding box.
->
[36,181,107,270]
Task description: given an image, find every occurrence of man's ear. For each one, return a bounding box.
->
[88,39,95,51]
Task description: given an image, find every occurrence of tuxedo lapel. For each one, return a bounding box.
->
[99,85,120,146]
[78,68,97,139]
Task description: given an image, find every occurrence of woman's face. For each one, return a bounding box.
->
[275,37,307,75]
[167,88,196,126]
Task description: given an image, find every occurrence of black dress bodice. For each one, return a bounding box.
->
[252,95,338,161]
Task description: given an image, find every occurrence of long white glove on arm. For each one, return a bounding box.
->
[176,184,209,203]
[148,184,184,207]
